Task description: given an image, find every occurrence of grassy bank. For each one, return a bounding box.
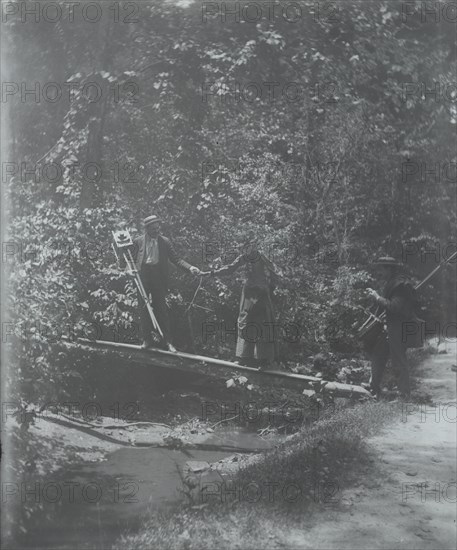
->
[115,400,399,550]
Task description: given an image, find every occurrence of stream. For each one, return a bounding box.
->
[18,428,273,550]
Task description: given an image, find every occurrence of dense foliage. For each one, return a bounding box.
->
[3,0,456,402]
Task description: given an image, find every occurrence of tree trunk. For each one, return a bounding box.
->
[79,17,113,210]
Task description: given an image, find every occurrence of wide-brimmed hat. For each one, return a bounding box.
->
[143,214,161,226]
[373,256,401,267]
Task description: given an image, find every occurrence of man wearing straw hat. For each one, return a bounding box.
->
[365,256,417,398]
[120,214,203,351]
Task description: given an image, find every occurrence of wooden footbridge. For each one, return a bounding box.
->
[99,232,372,400]
[66,338,371,400]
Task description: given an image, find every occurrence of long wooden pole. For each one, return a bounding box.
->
[65,338,372,400]
[414,250,457,291]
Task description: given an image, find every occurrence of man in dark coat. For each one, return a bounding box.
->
[211,243,279,369]
[366,256,417,398]
[120,215,202,351]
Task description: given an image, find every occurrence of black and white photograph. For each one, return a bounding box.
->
[1,1,456,548]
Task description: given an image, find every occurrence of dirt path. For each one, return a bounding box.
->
[281,347,457,550]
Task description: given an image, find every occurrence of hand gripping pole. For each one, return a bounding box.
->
[358,249,457,338]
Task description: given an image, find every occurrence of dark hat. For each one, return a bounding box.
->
[373,256,400,267]
[143,214,161,226]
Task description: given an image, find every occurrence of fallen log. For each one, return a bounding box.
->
[62,338,372,400]
[34,412,267,453]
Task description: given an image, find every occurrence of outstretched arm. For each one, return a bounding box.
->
[213,254,245,276]
[164,237,201,275]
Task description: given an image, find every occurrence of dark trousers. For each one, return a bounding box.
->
[236,286,276,363]
[369,322,410,396]
[138,264,170,345]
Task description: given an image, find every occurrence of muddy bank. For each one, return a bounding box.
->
[3,410,279,549]
[4,344,439,549]
[3,378,296,550]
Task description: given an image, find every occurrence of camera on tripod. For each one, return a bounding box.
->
[111,227,165,341]
[112,230,134,249]
[111,230,135,266]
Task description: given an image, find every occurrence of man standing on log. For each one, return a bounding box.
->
[120,214,203,351]
[365,256,417,398]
